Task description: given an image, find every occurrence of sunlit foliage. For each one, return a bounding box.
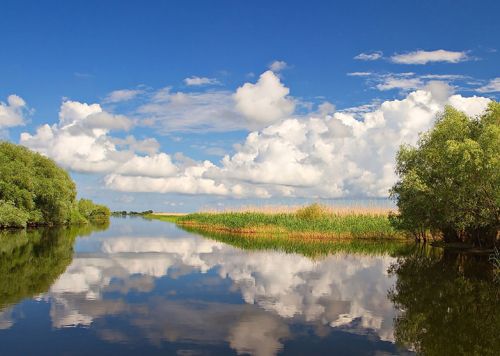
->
[0,142,109,227]
[390,102,500,247]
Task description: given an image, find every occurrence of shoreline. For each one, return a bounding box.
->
[148,213,412,257]
[173,220,405,240]
[149,212,497,254]
[149,209,404,240]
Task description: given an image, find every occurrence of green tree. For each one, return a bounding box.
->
[78,198,111,222]
[0,142,110,227]
[0,201,29,228]
[390,102,500,247]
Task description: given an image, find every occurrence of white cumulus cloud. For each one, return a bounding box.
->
[20,100,160,174]
[105,160,228,195]
[18,79,492,199]
[234,70,295,126]
[21,100,229,196]
[207,82,490,198]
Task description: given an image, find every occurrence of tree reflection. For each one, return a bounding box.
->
[0,223,108,310]
[388,246,500,355]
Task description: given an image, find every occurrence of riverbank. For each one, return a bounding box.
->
[149,209,411,256]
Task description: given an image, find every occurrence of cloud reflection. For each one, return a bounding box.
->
[10,225,401,355]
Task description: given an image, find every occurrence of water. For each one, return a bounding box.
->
[0,217,497,355]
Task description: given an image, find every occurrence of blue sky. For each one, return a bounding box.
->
[1,0,499,211]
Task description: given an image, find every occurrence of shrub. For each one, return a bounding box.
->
[69,207,87,225]
[0,201,29,228]
[295,203,328,220]
[77,199,110,222]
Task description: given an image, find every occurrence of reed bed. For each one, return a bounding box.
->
[199,203,396,216]
[151,203,403,240]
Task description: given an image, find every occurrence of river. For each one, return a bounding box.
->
[0,217,497,355]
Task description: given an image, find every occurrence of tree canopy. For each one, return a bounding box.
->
[390,101,499,247]
[0,141,110,228]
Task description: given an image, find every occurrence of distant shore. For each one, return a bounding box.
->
[151,212,188,216]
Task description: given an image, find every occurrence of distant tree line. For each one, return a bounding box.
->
[112,210,154,216]
[0,142,110,228]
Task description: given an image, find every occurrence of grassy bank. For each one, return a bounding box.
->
[156,204,401,239]
[149,206,410,256]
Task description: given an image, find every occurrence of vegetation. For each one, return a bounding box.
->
[151,213,410,256]
[145,213,181,223]
[151,204,402,241]
[389,246,499,355]
[0,201,29,228]
[77,199,111,222]
[112,209,154,216]
[390,102,499,247]
[0,142,110,228]
[175,222,411,257]
[0,223,108,310]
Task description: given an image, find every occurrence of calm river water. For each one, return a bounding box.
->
[0,217,497,355]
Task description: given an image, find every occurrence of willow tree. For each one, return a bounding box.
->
[0,142,110,228]
[390,101,499,247]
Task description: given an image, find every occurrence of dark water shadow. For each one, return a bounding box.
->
[388,245,500,355]
[0,223,109,310]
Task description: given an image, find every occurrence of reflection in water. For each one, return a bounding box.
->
[0,223,108,310]
[44,231,401,354]
[389,246,500,356]
[1,217,495,355]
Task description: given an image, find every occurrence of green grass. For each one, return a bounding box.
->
[171,211,402,239]
[144,214,181,223]
[149,207,411,257]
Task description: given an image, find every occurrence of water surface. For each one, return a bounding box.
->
[0,217,497,355]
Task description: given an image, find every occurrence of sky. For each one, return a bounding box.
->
[0,0,499,212]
